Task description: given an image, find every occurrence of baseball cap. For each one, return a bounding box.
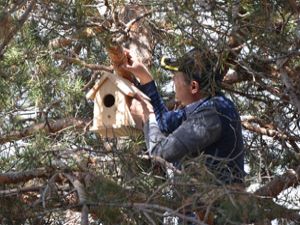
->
[160,48,200,72]
[160,48,222,93]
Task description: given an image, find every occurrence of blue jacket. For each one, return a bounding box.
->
[139,81,245,184]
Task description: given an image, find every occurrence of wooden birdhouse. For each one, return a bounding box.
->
[86,72,148,138]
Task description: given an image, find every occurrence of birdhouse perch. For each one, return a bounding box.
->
[86,72,149,138]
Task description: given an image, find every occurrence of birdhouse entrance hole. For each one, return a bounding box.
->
[103,94,115,107]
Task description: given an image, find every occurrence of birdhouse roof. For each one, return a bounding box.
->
[86,72,150,100]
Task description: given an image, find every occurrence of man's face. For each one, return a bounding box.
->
[173,72,193,106]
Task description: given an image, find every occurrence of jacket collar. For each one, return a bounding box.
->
[184,92,224,116]
[184,97,209,116]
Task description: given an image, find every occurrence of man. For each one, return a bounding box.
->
[122,48,245,185]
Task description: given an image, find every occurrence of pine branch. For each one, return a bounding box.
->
[53,53,113,72]
[87,202,209,225]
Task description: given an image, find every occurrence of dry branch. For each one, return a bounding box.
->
[63,173,89,225]
[0,186,42,197]
[0,117,89,144]
[241,119,300,142]
[255,166,300,197]
[48,38,74,49]
[0,168,49,184]
[82,71,101,91]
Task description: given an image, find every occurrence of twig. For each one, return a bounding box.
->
[143,211,156,225]
[42,173,60,208]
[125,10,153,33]
[82,71,102,91]
[114,10,153,44]
[53,54,113,72]
[81,204,89,225]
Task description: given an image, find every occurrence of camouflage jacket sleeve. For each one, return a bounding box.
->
[143,107,222,162]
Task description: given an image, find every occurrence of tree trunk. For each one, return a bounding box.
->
[106,5,154,80]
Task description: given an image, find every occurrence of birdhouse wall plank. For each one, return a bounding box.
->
[88,72,147,137]
[95,80,117,127]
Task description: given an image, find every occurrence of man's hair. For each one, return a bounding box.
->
[161,48,223,95]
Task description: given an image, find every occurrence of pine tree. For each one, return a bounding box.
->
[1,1,300,224]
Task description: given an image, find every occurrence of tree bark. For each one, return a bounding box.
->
[106,5,154,81]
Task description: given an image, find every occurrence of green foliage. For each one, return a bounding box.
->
[86,175,126,224]
[0,77,11,109]
[58,76,84,110]
[3,46,23,65]
[16,133,52,170]
[0,197,28,225]
[216,194,261,224]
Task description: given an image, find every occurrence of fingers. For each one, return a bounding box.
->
[121,49,134,71]
[134,92,144,102]
[121,63,134,73]
[124,50,133,65]
[130,98,143,114]
[133,93,150,109]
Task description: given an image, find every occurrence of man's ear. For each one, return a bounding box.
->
[191,80,200,94]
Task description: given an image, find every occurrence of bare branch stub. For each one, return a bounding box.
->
[0,0,37,57]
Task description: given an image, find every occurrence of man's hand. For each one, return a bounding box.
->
[122,50,153,85]
[130,93,154,127]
